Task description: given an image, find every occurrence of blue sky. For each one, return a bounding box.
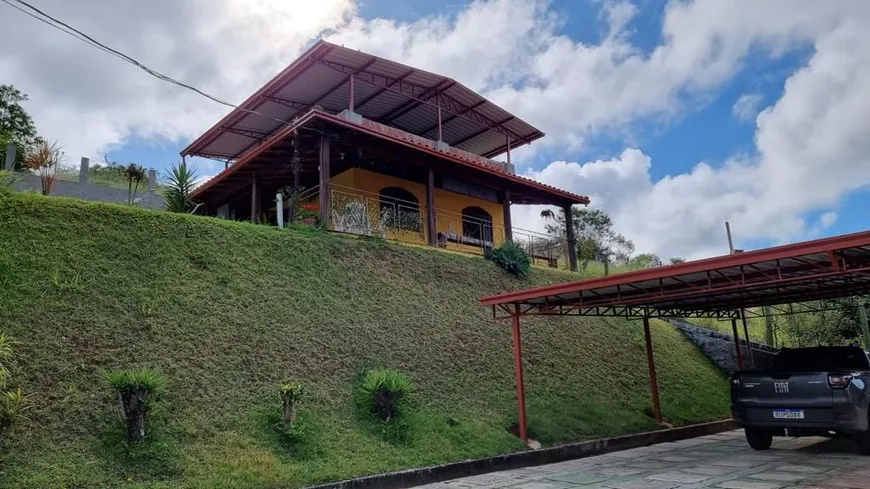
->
[12,0,864,259]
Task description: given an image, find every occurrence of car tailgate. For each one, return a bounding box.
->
[735,371,834,423]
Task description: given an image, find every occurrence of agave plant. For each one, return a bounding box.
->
[164,161,198,213]
[0,388,31,442]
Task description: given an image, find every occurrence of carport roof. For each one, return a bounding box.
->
[480,230,870,319]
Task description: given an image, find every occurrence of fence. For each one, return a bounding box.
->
[325,184,571,267]
[4,145,162,209]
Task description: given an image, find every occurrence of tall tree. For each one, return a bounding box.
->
[629,253,663,269]
[545,207,635,274]
[0,85,39,171]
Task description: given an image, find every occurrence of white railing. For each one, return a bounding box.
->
[323,184,569,267]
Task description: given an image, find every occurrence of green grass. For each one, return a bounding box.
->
[0,193,729,488]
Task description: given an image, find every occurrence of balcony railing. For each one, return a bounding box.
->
[321,184,570,269]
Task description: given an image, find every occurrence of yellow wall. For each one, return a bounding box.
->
[328,168,506,252]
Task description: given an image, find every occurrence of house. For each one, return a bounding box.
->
[183,40,589,270]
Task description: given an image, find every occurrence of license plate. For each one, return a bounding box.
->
[773,409,805,419]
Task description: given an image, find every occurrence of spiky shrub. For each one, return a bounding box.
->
[164,161,198,213]
[356,369,413,422]
[107,370,165,443]
[25,139,63,195]
[279,381,303,429]
[0,388,30,442]
[0,332,12,388]
[0,333,30,447]
[485,240,531,278]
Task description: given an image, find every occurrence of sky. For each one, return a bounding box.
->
[2,0,870,261]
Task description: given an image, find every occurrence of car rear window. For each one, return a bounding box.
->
[772,347,870,371]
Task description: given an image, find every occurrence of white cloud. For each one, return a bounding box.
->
[819,211,838,228]
[1,0,356,174]
[514,10,870,260]
[4,0,870,260]
[732,93,764,122]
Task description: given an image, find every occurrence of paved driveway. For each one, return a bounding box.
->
[416,430,870,489]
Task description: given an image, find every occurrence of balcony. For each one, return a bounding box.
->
[282,184,570,269]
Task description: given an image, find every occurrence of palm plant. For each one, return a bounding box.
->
[107,369,165,442]
[122,163,147,205]
[25,139,63,195]
[164,161,198,213]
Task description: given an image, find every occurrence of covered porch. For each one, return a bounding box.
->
[187,109,588,270]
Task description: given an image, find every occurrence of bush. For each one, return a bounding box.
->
[355,369,413,423]
[485,240,531,278]
[107,370,165,443]
[0,333,30,447]
[0,170,16,196]
[0,388,31,441]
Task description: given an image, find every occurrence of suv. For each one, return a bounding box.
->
[730,346,870,454]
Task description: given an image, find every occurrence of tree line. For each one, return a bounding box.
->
[543,207,684,274]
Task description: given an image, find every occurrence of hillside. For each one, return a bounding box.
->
[0,193,729,489]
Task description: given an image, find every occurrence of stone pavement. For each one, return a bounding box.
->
[415,430,870,489]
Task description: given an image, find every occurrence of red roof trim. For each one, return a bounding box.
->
[191,109,589,205]
[181,40,328,157]
[190,111,319,199]
[479,230,870,306]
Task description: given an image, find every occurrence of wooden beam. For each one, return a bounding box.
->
[427,169,436,246]
[502,188,513,241]
[319,137,331,224]
[251,172,261,223]
[563,203,578,272]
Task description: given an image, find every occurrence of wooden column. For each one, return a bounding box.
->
[318,137,331,224]
[502,188,513,242]
[643,317,663,423]
[563,203,578,272]
[250,172,260,224]
[426,169,437,246]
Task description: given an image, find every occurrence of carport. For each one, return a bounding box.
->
[480,231,870,441]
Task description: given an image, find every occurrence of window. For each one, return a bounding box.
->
[461,206,493,245]
[379,186,421,232]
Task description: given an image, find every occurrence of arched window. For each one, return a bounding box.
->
[379,187,418,209]
[461,206,493,245]
[379,186,421,232]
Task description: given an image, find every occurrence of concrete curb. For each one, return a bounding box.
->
[306,419,737,489]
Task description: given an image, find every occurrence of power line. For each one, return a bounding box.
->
[1,0,293,129]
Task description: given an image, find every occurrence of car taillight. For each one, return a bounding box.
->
[827,374,853,389]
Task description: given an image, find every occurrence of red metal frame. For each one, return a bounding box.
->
[480,234,870,311]
[511,307,528,442]
[481,231,870,443]
[182,40,544,161]
[312,57,528,142]
[643,317,662,423]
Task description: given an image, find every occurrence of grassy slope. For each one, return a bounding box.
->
[0,194,729,489]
